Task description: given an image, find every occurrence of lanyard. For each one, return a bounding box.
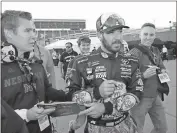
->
[17,60,40,103]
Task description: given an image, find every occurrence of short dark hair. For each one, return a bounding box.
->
[65,42,73,47]
[77,36,91,47]
[141,23,156,29]
[1,10,32,42]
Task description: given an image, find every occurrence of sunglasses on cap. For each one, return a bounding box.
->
[98,13,129,33]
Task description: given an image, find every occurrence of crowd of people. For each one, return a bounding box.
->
[1,10,171,133]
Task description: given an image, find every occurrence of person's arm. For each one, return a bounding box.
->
[59,54,64,78]
[65,58,74,80]
[65,59,83,101]
[43,65,67,101]
[1,99,29,133]
[46,49,56,88]
[127,60,144,101]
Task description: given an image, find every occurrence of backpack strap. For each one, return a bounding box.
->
[135,45,157,66]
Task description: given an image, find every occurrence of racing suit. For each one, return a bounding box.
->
[66,47,144,133]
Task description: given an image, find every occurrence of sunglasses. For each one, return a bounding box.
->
[66,46,71,49]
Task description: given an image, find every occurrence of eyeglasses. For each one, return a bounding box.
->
[66,46,71,49]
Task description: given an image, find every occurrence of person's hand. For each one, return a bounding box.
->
[99,79,117,98]
[26,105,55,121]
[78,103,105,118]
[143,66,157,79]
[60,72,64,79]
[68,114,87,130]
[46,72,51,78]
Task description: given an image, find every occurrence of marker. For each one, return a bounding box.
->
[145,65,159,69]
[102,78,106,81]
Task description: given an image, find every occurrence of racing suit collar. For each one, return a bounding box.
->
[97,47,118,59]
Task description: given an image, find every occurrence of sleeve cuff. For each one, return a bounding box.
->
[15,109,30,122]
[103,102,113,115]
[141,73,145,80]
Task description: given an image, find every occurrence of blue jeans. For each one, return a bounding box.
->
[130,95,167,133]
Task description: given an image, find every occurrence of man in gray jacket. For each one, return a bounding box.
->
[129,23,169,133]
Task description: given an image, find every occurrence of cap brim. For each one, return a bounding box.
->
[103,25,130,33]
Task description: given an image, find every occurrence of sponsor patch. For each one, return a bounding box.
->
[86,68,93,74]
[102,111,124,120]
[128,58,138,62]
[120,64,132,68]
[121,72,131,75]
[120,67,131,72]
[121,59,129,65]
[95,66,106,72]
[91,61,100,66]
[137,78,143,86]
[136,86,143,91]
[124,53,131,57]
[136,69,142,78]
[95,72,106,79]
[78,58,88,64]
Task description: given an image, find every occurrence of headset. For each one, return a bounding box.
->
[1,42,17,63]
[1,41,43,64]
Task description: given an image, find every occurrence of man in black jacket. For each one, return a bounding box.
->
[1,10,67,133]
[129,23,168,133]
[59,42,78,79]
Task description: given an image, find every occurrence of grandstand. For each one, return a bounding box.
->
[34,19,176,46]
[34,19,98,44]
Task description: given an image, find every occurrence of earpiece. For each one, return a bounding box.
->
[1,44,17,63]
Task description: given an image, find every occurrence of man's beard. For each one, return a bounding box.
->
[141,40,154,48]
[66,49,72,53]
[102,37,122,54]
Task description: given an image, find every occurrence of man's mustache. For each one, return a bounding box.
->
[112,40,122,44]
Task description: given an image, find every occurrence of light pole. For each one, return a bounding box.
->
[169,21,172,30]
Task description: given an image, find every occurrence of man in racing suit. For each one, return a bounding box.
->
[66,13,144,133]
[65,35,92,81]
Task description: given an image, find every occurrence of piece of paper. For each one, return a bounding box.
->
[38,115,50,131]
[158,73,170,83]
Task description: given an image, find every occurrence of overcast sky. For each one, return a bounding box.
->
[2,2,176,30]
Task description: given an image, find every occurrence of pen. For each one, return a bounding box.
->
[145,65,159,69]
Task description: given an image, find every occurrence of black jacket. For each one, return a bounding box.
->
[1,99,29,133]
[1,61,66,133]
